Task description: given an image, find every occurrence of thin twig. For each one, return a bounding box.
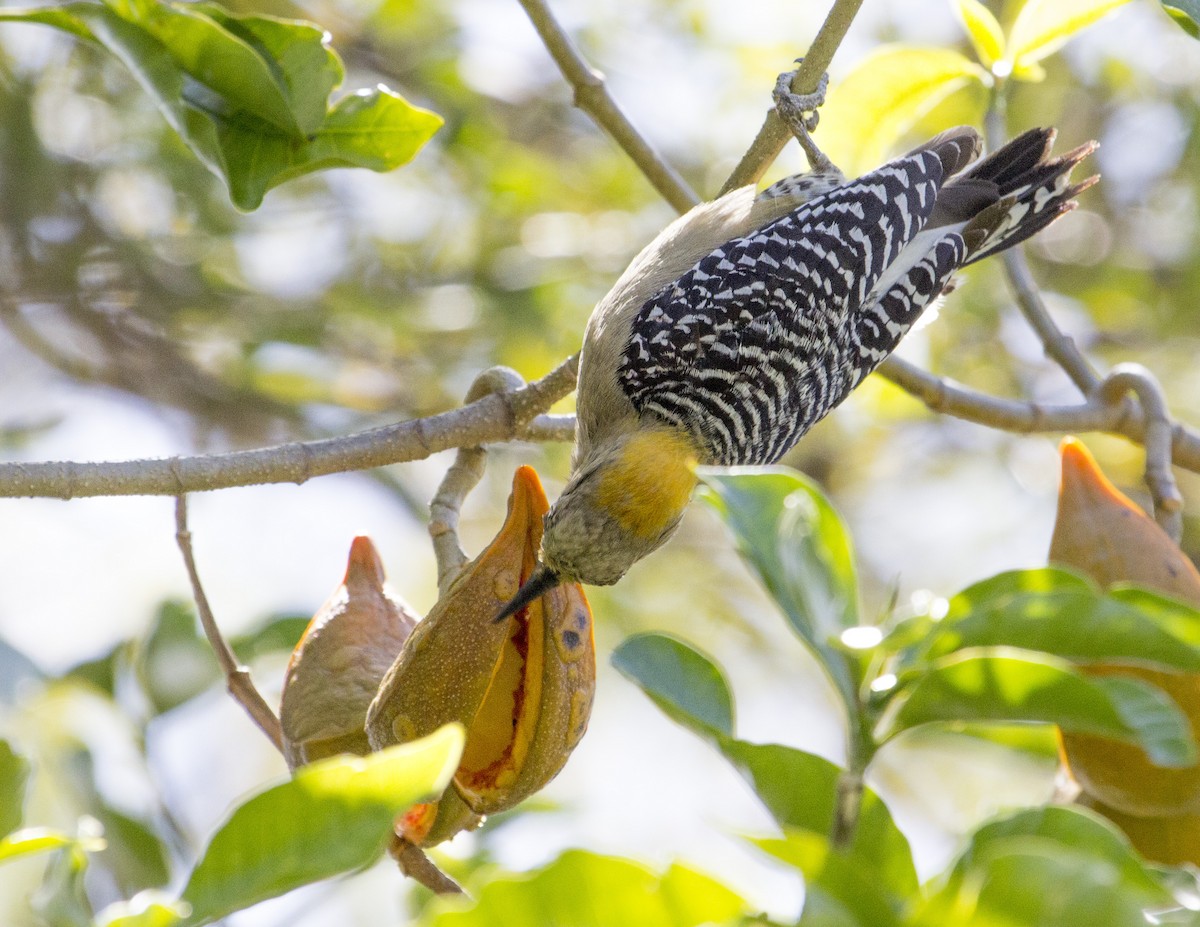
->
[515,0,699,213]
[0,357,580,499]
[829,769,864,851]
[390,835,465,895]
[720,0,864,194]
[983,107,1101,395]
[1097,364,1184,540]
[173,494,283,752]
[429,368,527,594]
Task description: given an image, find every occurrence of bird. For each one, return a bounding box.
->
[496,76,1097,622]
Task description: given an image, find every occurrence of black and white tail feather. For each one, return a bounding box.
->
[617,127,1097,467]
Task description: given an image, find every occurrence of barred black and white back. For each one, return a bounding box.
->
[617,127,1097,466]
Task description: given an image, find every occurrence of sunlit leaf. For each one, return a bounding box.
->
[105,0,314,136]
[813,46,988,174]
[954,0,1006,67]
[1007,0,1133,77]
[0,2,442,210]
[0,740,29,840]
[178,725,463,926]
[887,648,1196,767]
[913,806,1172,925]
[98,892,187,927]
[1163,0,1200,38]
[0,828,74,864]
[611,633,734,737]
[418,850,747,926]
[908,568,1200,673]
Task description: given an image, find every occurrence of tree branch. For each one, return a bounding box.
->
[0,357,579,499]
[173,494,283,752]
[1097,365,1184,540]
[515,0,699,213]
[875,356,1200,473]
[720,0,864,194]
[429,368,528,594]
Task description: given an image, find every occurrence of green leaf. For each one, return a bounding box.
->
[910,568,1200,673]
[218,86,443,208]
[914,806,1172,925]
[611,640,916,903]
[755,830,903,927]
[813,46,988,175]
[0,740,30,840]
[1163,0,1200,38]
[106,1,311,137]
[954,0,1006,67]
[179,724,463,927]
[1006,0,1133,77]
[0,2,442,210]
[418,850,747,927]
[723,741,917,901]
[611,633,734,737]
[699,468,860,704]
[887,648,1197,767]
[0,828,75,864]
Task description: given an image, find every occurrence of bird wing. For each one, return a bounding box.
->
[618,149,952,465]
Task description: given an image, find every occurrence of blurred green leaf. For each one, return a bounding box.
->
[0,1,442,210]
[0,828,75,864]
[33,841,94,927]
[700,468,859,703]
[755,830,903,927]
[418,850,747,926]
[1006,0,1133,77]
[95,807,171,894]
[888,648,1197,767]
[179,724,463,926]
[138,600,218,714]
[815,46,988,174]
[611,633,734,737]
[0,740,29,839]
[231,614,309,663]
[908,568,1200,672]
[1163,1,1200,38]
[914,806,1172,925]
[954,0,1006,67]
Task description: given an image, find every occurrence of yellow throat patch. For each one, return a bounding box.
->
[595,429,698,541]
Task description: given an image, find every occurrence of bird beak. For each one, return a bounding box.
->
[494,563,562,623]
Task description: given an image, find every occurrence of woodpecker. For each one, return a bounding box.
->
[497,78,1097,620]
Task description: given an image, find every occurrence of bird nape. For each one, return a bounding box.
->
[494,102,1097,624]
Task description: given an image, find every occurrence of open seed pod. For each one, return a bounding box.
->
[279,536,418,770]
[366,465,595,843]
[1051,437,1200,822]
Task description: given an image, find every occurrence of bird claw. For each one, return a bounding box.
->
[772,63,837,175]
[773,66,828,133]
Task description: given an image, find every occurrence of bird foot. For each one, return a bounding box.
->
[773,64,838,176]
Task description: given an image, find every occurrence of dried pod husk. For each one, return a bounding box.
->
[366,465,595,841]
[280,536,418,770]
[1051,437,1200,822]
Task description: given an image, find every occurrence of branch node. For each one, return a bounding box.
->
[1096,364,1184,539]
